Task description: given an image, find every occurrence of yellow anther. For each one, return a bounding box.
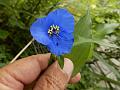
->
[48,24,60,36]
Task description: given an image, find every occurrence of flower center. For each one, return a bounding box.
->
[48,24,60,36]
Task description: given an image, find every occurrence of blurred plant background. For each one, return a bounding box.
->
[0,0,120,90]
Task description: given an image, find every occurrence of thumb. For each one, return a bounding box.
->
[33,58,74,90]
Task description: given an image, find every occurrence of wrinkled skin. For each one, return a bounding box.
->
[0,54,80,90]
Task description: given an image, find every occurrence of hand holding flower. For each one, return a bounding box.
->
[0,54,80,90]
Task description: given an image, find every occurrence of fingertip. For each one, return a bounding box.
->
[33,53,51,70]
[33,58,74,90]
[63,58,74,79]
[69,73,81,84]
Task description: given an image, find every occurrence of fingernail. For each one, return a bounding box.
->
[63,58,74,78]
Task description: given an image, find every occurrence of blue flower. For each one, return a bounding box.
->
[30,9,74,56]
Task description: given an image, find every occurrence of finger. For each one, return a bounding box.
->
[69,73,81,84]
[33,58,74,90]
[0,54,50,90]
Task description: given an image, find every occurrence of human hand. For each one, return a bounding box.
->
[0,53,80,90]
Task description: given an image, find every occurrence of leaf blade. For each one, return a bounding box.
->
[66,11,94,76]
[57,55,64,69]
[0,29,9,40]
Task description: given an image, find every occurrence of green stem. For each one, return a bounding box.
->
[94,73,120,86]
[48,54,56,66]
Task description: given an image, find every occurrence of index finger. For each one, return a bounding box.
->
[0,54,50,85]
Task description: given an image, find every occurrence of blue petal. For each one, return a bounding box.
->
[47,9,74,33]
[47,36,74,56]
[30,17,52,45]
[58,38,74,54]
[59,31,74,40]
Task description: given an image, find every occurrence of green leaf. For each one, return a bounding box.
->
[0,0,10,6]
[17,20,25,29]
[65,11,94,76]
[0,53,6,60]
[94,73,120,86]
[48,54,64,69]
[8,16,17,27]
[48,54,56,65]
[74,36,94,45]
[57,55,64,69]
[0,29,9,40]
[94,23,119,40]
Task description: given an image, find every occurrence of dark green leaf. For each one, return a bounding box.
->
[8,16,17,27]
[48,54,56,65]
[17,20,25,29]
[57,55,64,69]
[0,53,6,60]
[48,54,64,69]
[0,29,9,40]
[65,11,94,76]
[0,0,10,6]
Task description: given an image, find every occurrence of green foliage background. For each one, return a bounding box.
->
[0,0,120,90]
